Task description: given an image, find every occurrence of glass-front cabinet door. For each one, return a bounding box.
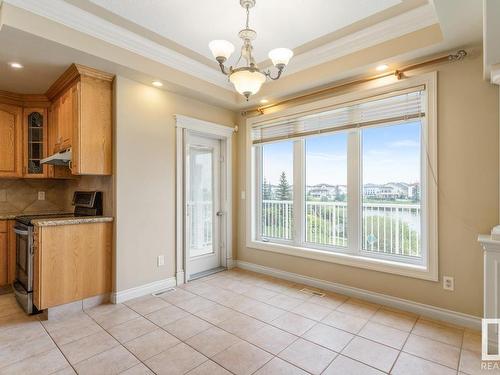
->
[23,108,48,178]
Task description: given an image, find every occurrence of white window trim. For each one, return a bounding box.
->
[245,72,438,281]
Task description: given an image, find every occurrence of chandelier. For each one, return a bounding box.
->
[208,0,293,100]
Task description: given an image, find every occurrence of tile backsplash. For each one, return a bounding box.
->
[0,176,113,216]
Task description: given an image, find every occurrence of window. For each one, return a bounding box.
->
[305,133,348,247]
[260,141,294,241]
[361,122,421,260]
[248,74,437,280]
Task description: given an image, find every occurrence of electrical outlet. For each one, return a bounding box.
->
[443,276,454,291]
[38,191,45,201]
[157,255,165,267]
[0,190,6,202]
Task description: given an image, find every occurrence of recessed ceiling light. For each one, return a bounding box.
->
[9,62,23,69]
[376,64,389,72]
[260,99,269,104]
[152,80,163,87]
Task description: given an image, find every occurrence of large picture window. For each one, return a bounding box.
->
[305,133,348,248]
[248,74,437,280]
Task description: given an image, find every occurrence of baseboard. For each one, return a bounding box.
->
[176,271,185,286]
[111,277,177,304]
[236,260,482,330]
[226,258,235,269]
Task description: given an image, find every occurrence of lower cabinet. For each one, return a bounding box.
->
[0,220,16,287]
[33,222,112,310]
[0,221,8,286]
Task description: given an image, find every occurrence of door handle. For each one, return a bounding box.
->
[216,211,225,217]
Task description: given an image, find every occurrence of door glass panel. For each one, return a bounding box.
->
[188,146,214,257]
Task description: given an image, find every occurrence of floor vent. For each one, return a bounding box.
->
[300,288,325,297]
[152,288,176,297]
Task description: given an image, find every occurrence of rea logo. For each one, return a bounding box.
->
[482,319,500,361]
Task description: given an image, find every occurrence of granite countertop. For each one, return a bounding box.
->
[0,211,72,221]
[0,213,19,220]
[32,216,114,227]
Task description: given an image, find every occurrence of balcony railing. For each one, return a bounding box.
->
[261,200,421,258]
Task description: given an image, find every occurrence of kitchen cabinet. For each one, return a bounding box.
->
[0,221,7,286]
[0,63,113,180]
[50,84,76,153]
[23,108,49,178]
[33,222,112,310]
[46,64,113,176]
[0,103,23,178]
[0,220,18,287]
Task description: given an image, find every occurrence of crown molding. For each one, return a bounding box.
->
[4,0,230,89]
[3,0,438,90]
[0,90,50,107]
[45,63,115,100]
[285,4,439,75]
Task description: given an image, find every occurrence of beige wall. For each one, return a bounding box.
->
[236,53,499,317]
[114,76,236,292]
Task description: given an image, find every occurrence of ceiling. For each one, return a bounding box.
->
[0,0,485,109]
[86,0,401,63]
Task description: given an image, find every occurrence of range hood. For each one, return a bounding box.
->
[40,148,72,166]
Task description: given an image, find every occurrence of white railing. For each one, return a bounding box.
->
[261,200,421,257]
[188,201,213,252]
[262,200,293,240]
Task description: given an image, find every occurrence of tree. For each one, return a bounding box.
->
[262,178,273,200]
[276,171,291,200]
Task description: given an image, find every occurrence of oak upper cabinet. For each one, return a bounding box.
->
[0,103,22,178]
[23,108,49,178]
[46,64,113,176]
[53,84,76,152]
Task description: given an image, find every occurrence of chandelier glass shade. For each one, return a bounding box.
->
[208,0,293,100]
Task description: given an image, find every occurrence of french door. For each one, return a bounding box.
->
[185,133,222,278]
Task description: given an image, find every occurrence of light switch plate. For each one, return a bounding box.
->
[157,255,165,267]
[241,191,246,200]
[38,191,46,201]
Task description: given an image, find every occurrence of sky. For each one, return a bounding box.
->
[262,121,421,185]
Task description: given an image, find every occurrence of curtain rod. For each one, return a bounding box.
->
[241,49,467,117]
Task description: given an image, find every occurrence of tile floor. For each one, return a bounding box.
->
[0,268,490,374]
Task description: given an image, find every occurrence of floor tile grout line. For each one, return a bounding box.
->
[82,308,156,375]
[96,299,230,374]
[38,319,79,375]
[236,270,463,373]
[334,305,396,374]
[386,310,419,374]
[456,325,466,375]
[14,269,467,375]
[141,286,307,373]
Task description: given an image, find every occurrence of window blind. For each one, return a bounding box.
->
[251,86,425,144]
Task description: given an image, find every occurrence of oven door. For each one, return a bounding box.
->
[14,223,32,292]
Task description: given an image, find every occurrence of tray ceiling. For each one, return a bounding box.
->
[87,0,402,63]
